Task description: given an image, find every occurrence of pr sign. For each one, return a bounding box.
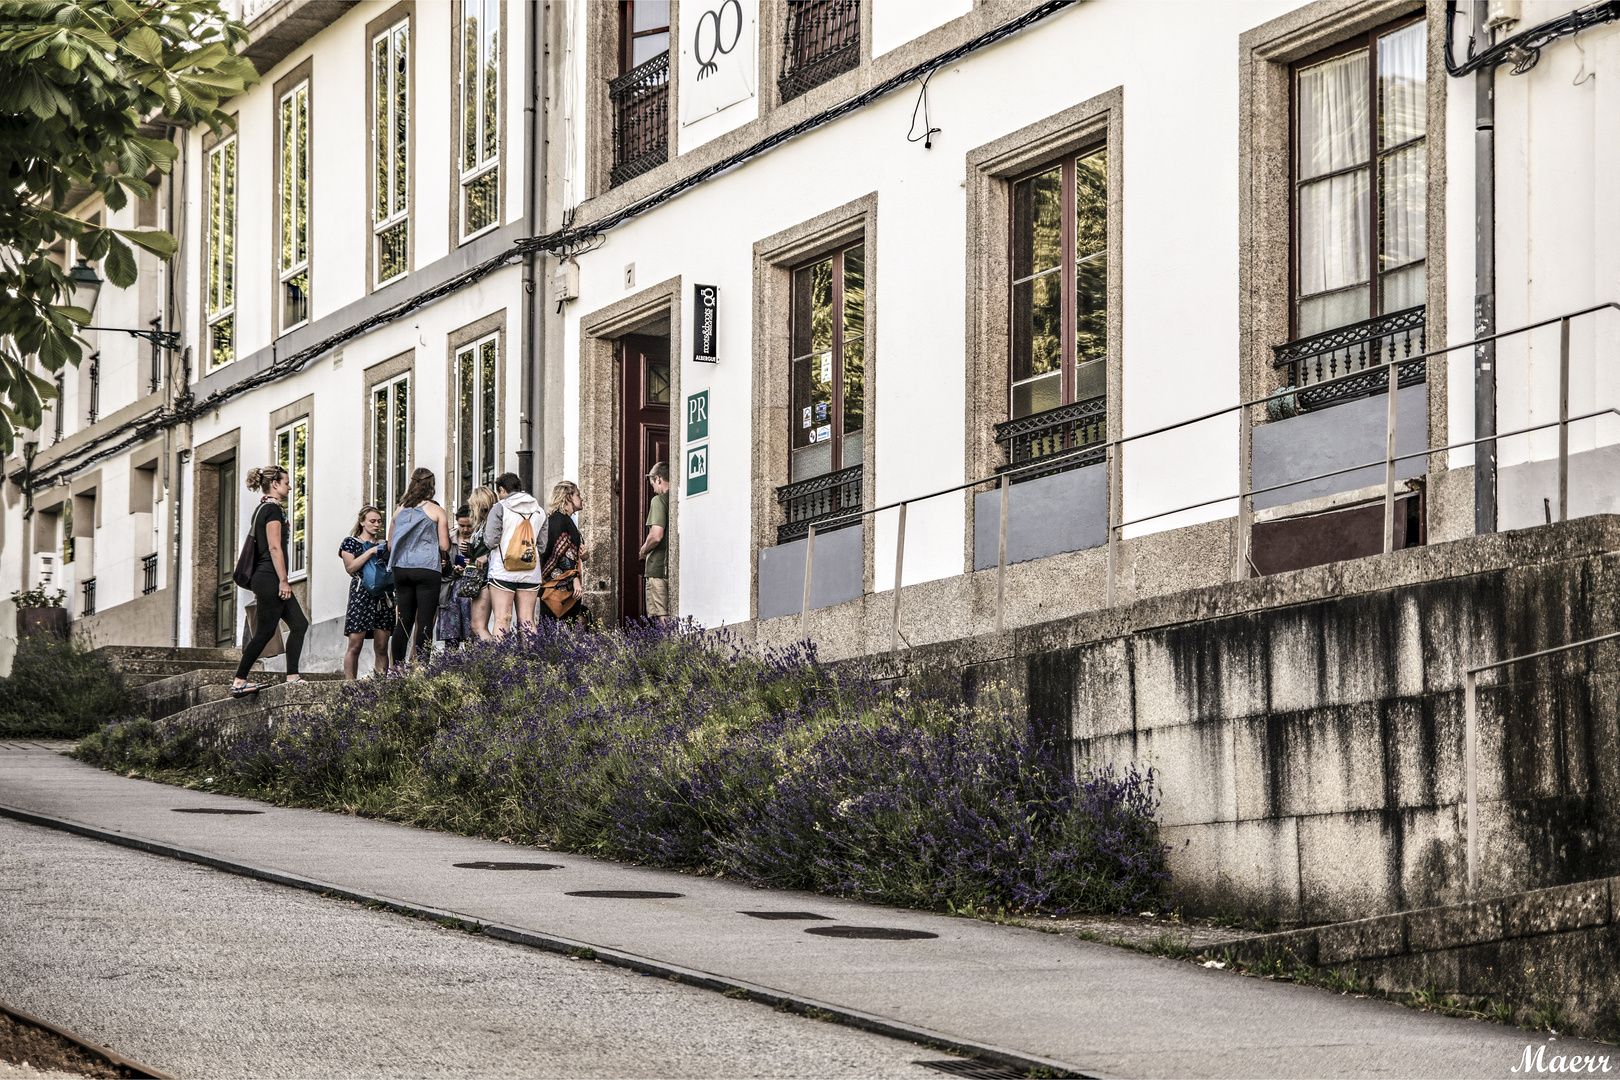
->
[686,390,709,442]
[694,284,718,364]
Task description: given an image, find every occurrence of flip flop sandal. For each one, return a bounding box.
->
[230,682,267,698]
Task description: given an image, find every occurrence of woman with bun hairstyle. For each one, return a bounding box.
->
[387,467,451,666]
[231,465,309,697]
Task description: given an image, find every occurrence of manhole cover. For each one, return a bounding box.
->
[915,1059,1030,1079]
[565,890,683,899]
[804,925,938,940]
[739,911,830,920]
[171,807,263,815]
[454,861,563,871]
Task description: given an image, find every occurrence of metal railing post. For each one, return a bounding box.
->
[1105,441,1119,606]
[800,523,816,641]
[890,502,907,655]
[995,475,1009,634]
[1384,362,1399,555]
[1236,401,1252,580]
[1465,668,1478,897]
[1559,316,1570,522]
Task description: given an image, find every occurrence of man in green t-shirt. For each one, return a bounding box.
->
[638,461,671,619]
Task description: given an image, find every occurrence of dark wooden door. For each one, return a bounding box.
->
[620,334,670,622]
[215,457,237,645]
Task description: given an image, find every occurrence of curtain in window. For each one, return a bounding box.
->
[1378,21,1426,312]
[1297,50,1370,336]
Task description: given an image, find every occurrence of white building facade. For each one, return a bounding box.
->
[2,0,1617,670]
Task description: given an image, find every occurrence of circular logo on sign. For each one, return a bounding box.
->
[694,0,743,80]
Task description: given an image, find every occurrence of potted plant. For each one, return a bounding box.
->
[11,585,69,639]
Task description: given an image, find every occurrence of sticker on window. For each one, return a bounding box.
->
[813,424,831,443]
[815,401,828,422]
[820,355,832,383]
[802,406,812,428]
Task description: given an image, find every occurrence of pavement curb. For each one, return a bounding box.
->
[0,801,1102,1080]
[0,999,174,1079]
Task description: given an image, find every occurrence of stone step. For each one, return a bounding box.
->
[131,669,342,722]
[159,679,346,747]
[105,659,244,677]
[95,645,244,664]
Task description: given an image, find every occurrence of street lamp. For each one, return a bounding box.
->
[66,258,181,353]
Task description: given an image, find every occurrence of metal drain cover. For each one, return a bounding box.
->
[453,861,563,871]
[739,911,830,920]
[915,1059,1030,1079]
[171,807,263,815]
[804,925,938,940]
[565,890,683,899]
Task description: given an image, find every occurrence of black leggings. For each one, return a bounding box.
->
[237,576,309,678]
[391,567,442,664]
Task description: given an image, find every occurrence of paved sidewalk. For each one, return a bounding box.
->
[0,745,1596,1079]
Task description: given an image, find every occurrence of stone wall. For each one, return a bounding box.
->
[896,516,1620,926]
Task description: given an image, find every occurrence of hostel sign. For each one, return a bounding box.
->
[694,284,718,364]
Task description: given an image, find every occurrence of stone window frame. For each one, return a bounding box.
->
[270,396,314,589]
[962,88,1123,573]
[366,2,415,293]
[271,58,314,338]
[576,276,685,625]
[362,350,415,512]
[444,311,507,511]
[449,0,508,246]
[584,0,680,198]
[201,116,238,373]
[1237,0,1447,464]
[750,193,878,618]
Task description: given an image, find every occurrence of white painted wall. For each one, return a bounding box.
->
[872,0,972,58]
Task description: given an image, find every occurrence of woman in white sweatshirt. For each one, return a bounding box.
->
[482,472,546,633]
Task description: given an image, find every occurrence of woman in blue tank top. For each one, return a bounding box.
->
[387,467,451,667]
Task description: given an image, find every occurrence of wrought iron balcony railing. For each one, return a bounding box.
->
[142,552,159,595]
[610,52,669,188]
[776,464,862,544]
[994,394,1108,480]
[1272,305,1427,413]
[779,0,860,102]
[81,577,96,617]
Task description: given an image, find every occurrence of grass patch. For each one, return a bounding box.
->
[0,635,136,739]
[74,621,1170,916]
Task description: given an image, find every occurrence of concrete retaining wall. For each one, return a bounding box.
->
[897,515,1620,926]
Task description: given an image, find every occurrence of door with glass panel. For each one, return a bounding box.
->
[1293,18,1426,341]
[619,334,669,622]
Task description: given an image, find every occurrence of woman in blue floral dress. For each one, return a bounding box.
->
[339,506,395,678]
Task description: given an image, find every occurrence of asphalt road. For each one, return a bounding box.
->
[0,817,945,1079]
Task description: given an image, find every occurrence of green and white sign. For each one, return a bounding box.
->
[686,389,709,442]
[686,443,709,496]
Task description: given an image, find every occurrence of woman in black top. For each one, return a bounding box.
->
[232,465,310,696]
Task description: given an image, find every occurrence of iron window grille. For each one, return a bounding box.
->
[779,0,860,102]
[142,552,158,595]
[994,396,1107,482]
[1271,304,1426,414]
[610,52,669,187]
[81,577,96,617]
[776,464,862,544]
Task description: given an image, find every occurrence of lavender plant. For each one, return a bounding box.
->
[75,621,1169,913]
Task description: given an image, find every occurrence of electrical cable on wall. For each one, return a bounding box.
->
[906,71,941,149]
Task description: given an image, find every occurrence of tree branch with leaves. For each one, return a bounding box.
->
[0,0,257,455]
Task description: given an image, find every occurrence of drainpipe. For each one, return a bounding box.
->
[1473,0,1497,534]
[518,0,545,495]
[172,445,188,648]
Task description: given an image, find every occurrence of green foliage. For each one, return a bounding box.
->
[9,584,64,607]
[1139,932,1195,960]
[0,1,257,453]
[1527,993,1567,1034]
[0,634,136,737]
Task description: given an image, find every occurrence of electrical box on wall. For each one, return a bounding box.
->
[551,259,579,307]
[33,552,56,588]
[1487,0,1520,28]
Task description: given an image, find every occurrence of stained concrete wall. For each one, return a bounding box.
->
[897,515,1620,927]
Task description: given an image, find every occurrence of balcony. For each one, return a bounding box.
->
[81,577,96,617]
[610,52,669,188]
[142,553,159,596]
[994,395,1107,481]
[776,464,862,544]
[1272,305,1427,413]
[779,0,861,103]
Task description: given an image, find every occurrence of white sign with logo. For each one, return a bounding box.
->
[680,0,756,126]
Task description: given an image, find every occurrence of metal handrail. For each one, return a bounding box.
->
[786,301,1618,650]
[1463,629,1620,896]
